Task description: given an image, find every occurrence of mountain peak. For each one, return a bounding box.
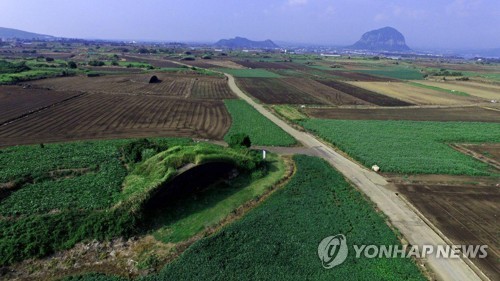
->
[0,27,55,40]
[214,37,279,49]
[350,26,411,52]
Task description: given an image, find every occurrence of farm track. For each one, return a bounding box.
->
[223,72,486,281]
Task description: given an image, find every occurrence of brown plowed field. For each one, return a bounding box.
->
[237,78,324,105]
[279,78,370,106]
[0,86,81,124]
[0,93,231,147]
[28,74,234,99]
[316,80,413,106]
[305,107,500,122]
[322,71,397,82]
[397,183,500,280]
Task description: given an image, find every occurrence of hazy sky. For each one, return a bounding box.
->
[1,0,498,49]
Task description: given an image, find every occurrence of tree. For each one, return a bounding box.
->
[68,61,77,69]
[228,133,251,148]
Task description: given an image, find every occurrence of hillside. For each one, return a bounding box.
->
[0,27,55,40]
[350,26,410,52]
[214,36,279,49]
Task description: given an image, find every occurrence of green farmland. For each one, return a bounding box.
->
[300,119,500,175]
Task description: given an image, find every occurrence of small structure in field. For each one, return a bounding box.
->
[371,165,380,172]
[147,75,161,83]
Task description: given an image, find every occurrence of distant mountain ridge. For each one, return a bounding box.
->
[214,36,279,49]
[350,27,410,52]
[0,27,55,40]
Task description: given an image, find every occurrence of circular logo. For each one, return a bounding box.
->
[318,234,348,269]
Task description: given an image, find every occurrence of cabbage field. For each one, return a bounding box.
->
[300,119,500,175]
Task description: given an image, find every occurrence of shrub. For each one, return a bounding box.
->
[228,133,251,148]
[68,61,77,69]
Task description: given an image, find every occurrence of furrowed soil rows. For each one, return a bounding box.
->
[234,60,297,70]
[324,70,397,82]
[316,80,413,106]
[237,78,325,104]
[280,78,369,106]
[0,93,230,147]
[305,107,500,122]
[397,183,500,280]
[0,86,81,124]
[29,75,233,99]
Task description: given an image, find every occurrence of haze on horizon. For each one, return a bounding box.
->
[1,0,498,50]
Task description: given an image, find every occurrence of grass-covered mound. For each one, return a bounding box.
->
[0,139,263,265]
[64,156,425,280]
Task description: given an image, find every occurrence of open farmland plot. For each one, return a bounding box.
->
[397,183,500,280]
[300,119,500,175]
[234,60,297,70]
[304,107,500,122]
[280,78,370,105]
[217,68,282,78]
[356,68,424,80]
[317,70,396,82]
[237,78,324,104]
[348,81,484,105]
[0,86,81,124]
[417,80,500,101]
[316,80,412,106]
[0,93,231,147]
[224,99,296,146]
[29,74,234,99]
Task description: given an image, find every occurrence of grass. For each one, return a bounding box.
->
[273,105,308,121]
[0,138,264,265]
[0,69,75,84]
[75,156,424,280]
[408,81,470,96]
[300,119,500,175]
[356,68,424,80]
[217,68,282,78]
[149,153,286,243]
[224,99,296,146]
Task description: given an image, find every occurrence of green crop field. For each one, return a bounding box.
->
[0,138,265,265]
[300,119,500,175]
[224,99,296,146]
[217,68,282,78]
[357,68,424,80]
[68,156,425,280]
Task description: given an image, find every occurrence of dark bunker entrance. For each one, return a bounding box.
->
[143,161,237,211]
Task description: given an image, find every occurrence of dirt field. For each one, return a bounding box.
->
[121,55,181,68]
[348,81,484,105]
[419,80,500,100]
[0,93,231,147]
[28,74,234,99]
[279,78,370,105]
[462,143,500,162]
[304,107,500,122]
[237,78,325,104]
[0,86,81,124]
[203,60,246,69]
[234,60,298,70]
[396,183,500,280]
[321,70,396,82]
[316,80,412,106]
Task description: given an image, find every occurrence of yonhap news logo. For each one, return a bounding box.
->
[317,234,348,269]
[318,234,488,269]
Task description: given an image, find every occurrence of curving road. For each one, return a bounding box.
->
[224,73,487,281]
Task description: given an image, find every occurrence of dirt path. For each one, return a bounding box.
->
[224,73,487,281]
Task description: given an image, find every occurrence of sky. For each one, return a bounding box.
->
[0,0,499,49]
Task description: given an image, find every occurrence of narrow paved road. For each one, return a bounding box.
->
[225,73,486,281]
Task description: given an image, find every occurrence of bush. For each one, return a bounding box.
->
[45,57,54,62]
[68,61,77,69]
[228,133,251,148]
[121,138,168,163]
[88,60,105,67]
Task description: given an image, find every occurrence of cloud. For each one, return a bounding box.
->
[374,13,388,22]
[288,0,308,6]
